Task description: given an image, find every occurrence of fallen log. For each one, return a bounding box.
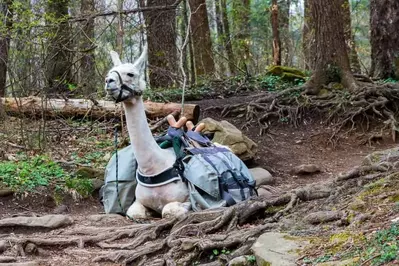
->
[1,97,200,123]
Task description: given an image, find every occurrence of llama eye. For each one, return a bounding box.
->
[127,73,134,77]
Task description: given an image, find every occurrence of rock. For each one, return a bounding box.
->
[0,189,13,197]
[291,164,321,175]
[266,66,306,82]
[0,215,73,229]
[249,168,275,186]
[91,179,104,191]
[228,256,250,266]
[200,118,258,161]
[52,205,69,214]
[257,185,282,199]
[24,243,37,255]
[304,211,342,225]
[363,147,399,166]
[0,262,39,266]
[88,214,124,223]
[251,232,308,266]
[0,257,16,263]
[0,241,9,254]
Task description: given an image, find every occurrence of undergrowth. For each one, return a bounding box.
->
[303,223,399,265]
[0,154,93,197]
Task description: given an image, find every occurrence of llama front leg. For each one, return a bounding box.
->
[126,200,153,219]
[162,202,191,220]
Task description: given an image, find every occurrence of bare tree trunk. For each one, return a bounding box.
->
[303,0,357,94]
[214,0,226,76]
[0,0,12,97]
[279,0,291,66]
[370,0,399,79]
[80,0,96,95]
[271,0,281,66]
[341,0,361,74]
[232,0,251,73]
[188,0,215,77]
[220,0,236,75]
[0,0,12,120]
[302,0,315,70]
[142,0,178,88]
[45,0,72,96]
[116,0,124,56]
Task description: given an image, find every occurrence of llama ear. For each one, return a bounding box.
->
[133,46,147,74]
[110,50,122,66]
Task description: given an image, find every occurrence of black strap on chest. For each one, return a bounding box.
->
[137,167,180,185]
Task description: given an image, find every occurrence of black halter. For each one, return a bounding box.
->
[110,70,143,103]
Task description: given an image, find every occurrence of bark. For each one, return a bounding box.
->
[232,0,251,73]
[271,0,281,66]
[279,0,291,66]
[45,0,73,96]
[214,0,226,75]
[142,0,178,88]
[79,0,96,95]
[220,0,236,75]
[116,0,124,56]
[302,0,315,70]
[188,0,215,77]
[1,97,200,123]
[0,0,12,98]
[0,0,12,120]
[341,0,361,74]
[303,0,357,94]
[370,0,399,79]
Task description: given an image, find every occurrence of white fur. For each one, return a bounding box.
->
[105,48,191,220]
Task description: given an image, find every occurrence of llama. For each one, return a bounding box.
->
[104,48,191,220]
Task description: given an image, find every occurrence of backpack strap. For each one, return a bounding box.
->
[201,154,237,207]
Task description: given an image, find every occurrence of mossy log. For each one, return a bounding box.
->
[1,97,200,123]
[267,66,306,81]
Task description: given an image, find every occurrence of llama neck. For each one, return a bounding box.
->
[123,98,173,175]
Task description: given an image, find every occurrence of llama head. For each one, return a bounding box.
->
[105,47,147,103]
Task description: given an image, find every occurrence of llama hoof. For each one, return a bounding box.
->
[126,201,152,219]
[162,202,191,220]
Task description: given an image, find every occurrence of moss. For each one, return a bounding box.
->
[388,193,399,203]
[318,88,330,96]
[266,66,306,81]
[75,167,103,179]
[265,205,285,215]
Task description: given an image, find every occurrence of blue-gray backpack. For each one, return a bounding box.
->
[158,127,257,211]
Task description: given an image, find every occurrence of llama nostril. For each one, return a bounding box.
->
[106,78,115,84]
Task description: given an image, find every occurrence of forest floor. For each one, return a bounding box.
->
[1,85,399,265]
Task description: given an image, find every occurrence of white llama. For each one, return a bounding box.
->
[104,48,191,220]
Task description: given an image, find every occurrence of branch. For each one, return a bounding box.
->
[68,0,183,22]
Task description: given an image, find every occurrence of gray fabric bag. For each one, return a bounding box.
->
[100,145,137,214]
[182,146,256,212]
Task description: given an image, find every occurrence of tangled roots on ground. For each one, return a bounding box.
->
[205,83,399,141]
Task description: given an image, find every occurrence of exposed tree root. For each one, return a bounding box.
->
[205,83,399,141]
[3,158,397,265]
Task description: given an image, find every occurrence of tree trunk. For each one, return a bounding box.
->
[188,0,215,77]
[45,0,72,96]
[214,0,226,76]
[271,0,281,66]
[220,0,236,75]
[0,0,12,120]
[1,97,200,123]
[303,0,357,94]
[370,0,399,79]
[116,0,124,56]
[279,0,291,66]
[142,0,178,88]
[79,0,96,95]
[302,0,315,70]
[0,0,12,98]
[341,0,361,74]
[232,0,251,73]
